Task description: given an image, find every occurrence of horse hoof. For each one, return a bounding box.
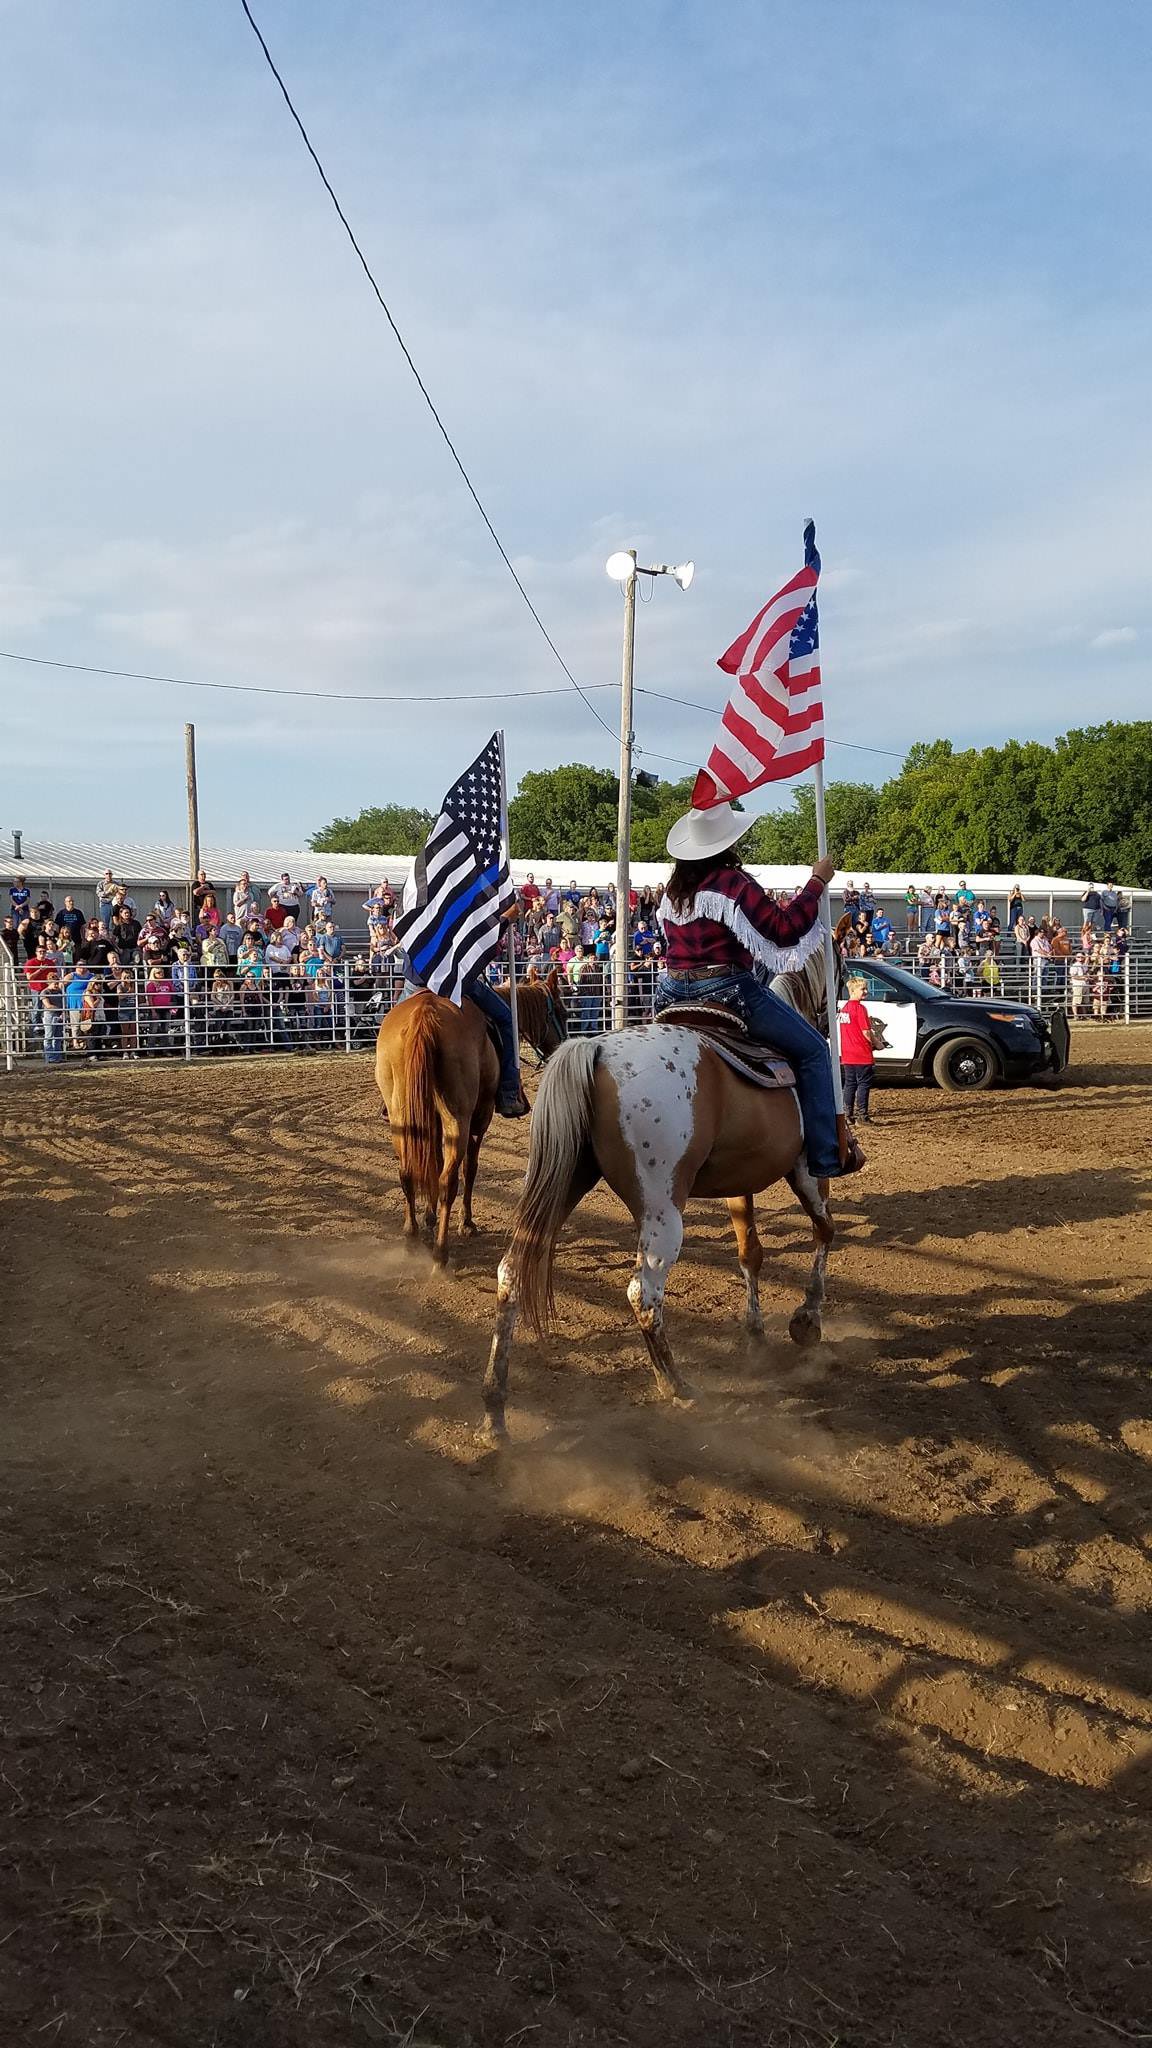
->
[460,1221,479,1239]
[788,1310,821,1348]
[477,1414,507,1445]
[745,1317,766,1342]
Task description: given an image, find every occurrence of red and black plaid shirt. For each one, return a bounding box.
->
[657,865,825,974]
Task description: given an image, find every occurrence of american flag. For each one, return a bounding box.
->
[693,523,825,808]
[394,732,515,1003]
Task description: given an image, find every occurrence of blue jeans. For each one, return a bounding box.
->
[655,970,841,1178]
[842,1062,873,1119]
[43,1011,63,1064]
[464,976,520,1098]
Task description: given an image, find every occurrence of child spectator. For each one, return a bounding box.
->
[238,972,266,1048]
[78,975,106,1059]
[113,968,140,1058]
[9,875,30,923]
[837,974,877,1123]
[40,970,64,1064]
[145,965,175,1049]
[64,964,92,1050]
[208,973,237,1049]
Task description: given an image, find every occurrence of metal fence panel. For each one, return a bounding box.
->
[3,942,1150,1071]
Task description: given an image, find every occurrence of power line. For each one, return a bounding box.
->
[237,0,618,745]
[635,687,906,760]
[0,647,614,706]
[0,648,904,760]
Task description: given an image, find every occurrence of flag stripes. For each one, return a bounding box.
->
[394,733,514,1004]
[693,530,825,808]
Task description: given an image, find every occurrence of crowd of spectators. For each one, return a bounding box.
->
[835,877,1132,1015]
[2,867,409,1061]
[2,864,1139,1061]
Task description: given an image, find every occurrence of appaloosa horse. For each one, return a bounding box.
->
[481,943,843,1438]
[375,969,566,1262]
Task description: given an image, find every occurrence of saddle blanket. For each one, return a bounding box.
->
[655,1003,797,1092]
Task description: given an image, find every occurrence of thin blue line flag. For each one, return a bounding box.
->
[394,733,514,1003]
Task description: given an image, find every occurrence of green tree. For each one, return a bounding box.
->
[744,781,882,865]
[508,765,620,860]
[508,767,706,861]
[309,723,1152,883]
[309,804,435,855]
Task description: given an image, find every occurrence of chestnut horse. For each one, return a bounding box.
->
[481,948,841,1438]
[375,970,566,1261]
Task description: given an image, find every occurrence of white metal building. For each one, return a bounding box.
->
[2,832,1147,934]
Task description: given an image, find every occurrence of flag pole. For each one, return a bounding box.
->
[813,756,844,1111]
[497,729,521,1069]
[802,516,844,1111]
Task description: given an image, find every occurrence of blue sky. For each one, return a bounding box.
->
[2,0,1150,849]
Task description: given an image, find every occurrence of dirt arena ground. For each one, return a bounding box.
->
[2,1027,1151,2047]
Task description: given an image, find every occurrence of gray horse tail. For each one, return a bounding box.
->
[507,1037,599,1334]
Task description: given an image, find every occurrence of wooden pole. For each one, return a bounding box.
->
[184,723,200,915]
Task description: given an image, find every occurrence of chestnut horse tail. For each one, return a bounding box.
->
[398,1000,443,1213]
[508,1038,598,1335]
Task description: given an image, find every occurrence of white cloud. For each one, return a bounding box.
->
[1089,626,1138,649]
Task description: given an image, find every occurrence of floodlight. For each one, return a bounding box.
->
[672,561,694,591]
[605,551,636,581]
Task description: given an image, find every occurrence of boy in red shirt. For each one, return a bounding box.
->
[836,974,877,1125]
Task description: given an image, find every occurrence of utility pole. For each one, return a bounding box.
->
[613,552,638,1031]
[185,723,200,914]
[604,548,694,1030]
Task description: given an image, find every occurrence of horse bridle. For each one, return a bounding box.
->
[522,986,568,1071]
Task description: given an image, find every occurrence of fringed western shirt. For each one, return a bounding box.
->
[657,866,826,976]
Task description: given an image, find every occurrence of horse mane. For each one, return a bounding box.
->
[770,931,841,1029]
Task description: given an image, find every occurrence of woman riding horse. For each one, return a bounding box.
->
[654,803,865,1179]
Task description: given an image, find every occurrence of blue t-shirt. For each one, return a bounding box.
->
[10,886,30,918]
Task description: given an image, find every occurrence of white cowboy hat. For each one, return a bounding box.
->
[666,804,744,862]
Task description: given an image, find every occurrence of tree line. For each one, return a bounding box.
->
[309,720,1152,883]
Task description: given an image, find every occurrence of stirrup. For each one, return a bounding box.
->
[836,1112,866,1174]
